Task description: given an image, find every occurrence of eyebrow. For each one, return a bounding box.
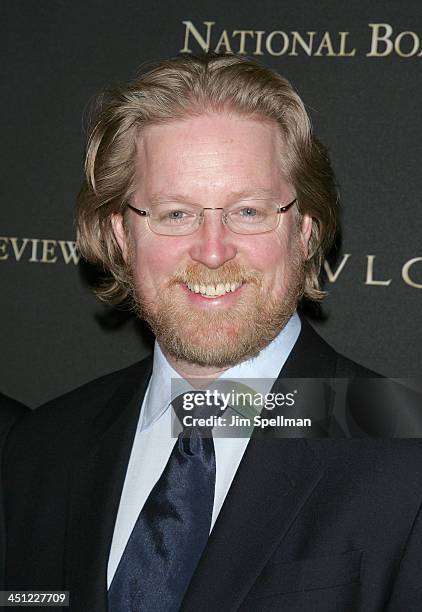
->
[148,188,281,204]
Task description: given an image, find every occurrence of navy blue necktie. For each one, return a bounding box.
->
[108,397,216,612]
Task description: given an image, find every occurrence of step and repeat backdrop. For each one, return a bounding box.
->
[1,1,421,407]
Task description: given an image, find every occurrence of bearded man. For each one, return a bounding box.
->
[4,54,422,611]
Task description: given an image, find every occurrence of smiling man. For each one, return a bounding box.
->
[4,54,422,611]
[111,112,310,373]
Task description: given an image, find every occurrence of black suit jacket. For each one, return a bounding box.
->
[0,393,28,588]
[0,393,28,446]
[4,321,422,611]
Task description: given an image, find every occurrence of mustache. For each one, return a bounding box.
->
[167,262,263,287]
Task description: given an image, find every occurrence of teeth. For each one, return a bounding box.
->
[186,281,242,297]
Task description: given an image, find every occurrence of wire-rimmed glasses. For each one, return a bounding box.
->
[126,198,297,236]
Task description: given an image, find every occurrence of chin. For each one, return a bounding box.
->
[159,331,262,369]
[149,303,294,368]
[177,324,257,366]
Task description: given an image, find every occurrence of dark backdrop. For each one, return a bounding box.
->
[1,1,421,408]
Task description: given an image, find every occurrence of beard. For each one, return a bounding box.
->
[129,243,305,369]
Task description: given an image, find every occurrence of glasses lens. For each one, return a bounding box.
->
[226,200,279,234]
[149,202,200,235]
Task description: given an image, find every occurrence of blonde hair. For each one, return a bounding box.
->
[76,53,338,304]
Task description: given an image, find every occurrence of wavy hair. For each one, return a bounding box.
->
[76,53,338,304]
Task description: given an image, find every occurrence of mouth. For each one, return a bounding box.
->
[185,281,243,298]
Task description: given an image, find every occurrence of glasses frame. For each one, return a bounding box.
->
[125,198,297,236]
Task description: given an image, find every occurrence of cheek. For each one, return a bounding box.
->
[131,235,185,289]
[141,249,170,274]
[252,230,300,292]
[246,234,293,277]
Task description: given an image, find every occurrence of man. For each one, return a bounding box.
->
[4,54,422,610]
[0,393,27,447]
[0,393,28,588]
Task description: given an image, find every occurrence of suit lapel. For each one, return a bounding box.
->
[181,317,336,610]
[65,358,152,612]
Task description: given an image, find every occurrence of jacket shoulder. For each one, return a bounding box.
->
[292,316,381,379]
[41,357,151,407]
[8,357,152,444]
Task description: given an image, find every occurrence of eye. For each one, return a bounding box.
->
[239,207,258,217]
[153,205,197,225]
[168,210,186,220]
[232,205,267,223]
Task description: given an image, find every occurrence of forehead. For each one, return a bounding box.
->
[134,112,288,201]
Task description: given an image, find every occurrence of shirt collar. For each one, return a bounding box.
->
[139,311,301,432]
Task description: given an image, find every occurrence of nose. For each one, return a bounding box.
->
[188,209,238,269]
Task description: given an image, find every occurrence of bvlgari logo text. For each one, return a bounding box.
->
[181,22,422,58]
[1,237,420,288]
[0,237,80,264]
[324,255,422,289]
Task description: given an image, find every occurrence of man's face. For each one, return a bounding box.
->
[112,112,312,369]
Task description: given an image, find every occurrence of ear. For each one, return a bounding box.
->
[299,213,313,259]
[111,212,129,262]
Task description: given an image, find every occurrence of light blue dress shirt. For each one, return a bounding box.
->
[107,312,301,587]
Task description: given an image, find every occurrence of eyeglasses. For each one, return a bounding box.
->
[126,198,297,236]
